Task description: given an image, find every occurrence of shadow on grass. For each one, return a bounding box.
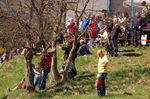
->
[32,66,150,98]
[119,50,135,52]
[122,53,142,57]
[33,71,96,98]
[1,95,8,99]
[106,92,132,97]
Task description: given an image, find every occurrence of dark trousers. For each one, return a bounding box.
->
[106,36,112,55]
[110,37,118,56]
[40,68,50,89]
[134,30,141,47]
[97,73,107,96]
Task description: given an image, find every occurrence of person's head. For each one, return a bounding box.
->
[90,14,95,20]
[87,12,91,18]
[17,49,21,53]
[67,40,73,46]
[113,17,119,24]
[135,11,141,18]
[97,50,104,58]
[101,9,107,18]
[96,15,102,22]
[80,40,84,45]
[35,64,43,71]
[122,12,129,18]
[141,1,146,6]
[107,17,113,23]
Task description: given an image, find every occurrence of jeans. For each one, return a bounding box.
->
[97,73,107,96]
[40,68,50,89]
[34,75,42,90]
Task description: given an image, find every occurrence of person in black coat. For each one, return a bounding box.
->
[133,12,146,47]
[110,17,121,56]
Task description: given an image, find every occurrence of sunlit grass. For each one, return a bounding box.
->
[0,46,150,99]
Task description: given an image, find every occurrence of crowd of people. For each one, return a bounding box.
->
[2,0,150,97]
[0,48,22,64]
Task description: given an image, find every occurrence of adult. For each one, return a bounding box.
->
[141,1,149,20]
[77,40,91,56]
[105,17,113,55]
[67,19,75,36]
[81,13,91,32]
[86,14,97,48]
[38,51,54,89]
[60,41,80,79]
[61,41,80,63]
[133,12,145,47]
[119,12,129,46]
[110,17,121,56]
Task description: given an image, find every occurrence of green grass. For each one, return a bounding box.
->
[0,46,150,99]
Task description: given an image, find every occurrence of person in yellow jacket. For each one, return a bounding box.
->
[96,50,108,96]
[141,1,149,19]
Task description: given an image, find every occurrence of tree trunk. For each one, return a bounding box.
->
[52,34,62,82]
[63,28,78,81]
[51,0,65,82]
[24,48,35,92]
[62,0,90,81]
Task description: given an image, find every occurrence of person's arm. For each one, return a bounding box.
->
[102,56,108,65]
[35,52,43,56]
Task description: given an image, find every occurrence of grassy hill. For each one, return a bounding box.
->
[0,46,150,99]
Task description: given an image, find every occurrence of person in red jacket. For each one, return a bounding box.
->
[38,51,54,89]
[67,19,75,36]
[86,14,97,47]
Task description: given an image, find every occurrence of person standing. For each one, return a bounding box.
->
[96,50,108,96]
[38,51,54,89]
[141,1,149,20]
[133,12,145,47]
[110,17,121,56]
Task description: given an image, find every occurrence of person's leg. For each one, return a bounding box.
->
[111,38,115,56]
[134,31,138,47]
[97,89,101,96]
[114,38,118,56]
[40,68,50,89]
[101,73,107,96]
[37,76,43,90]
[109,38,113,56]
[137,31,141,47]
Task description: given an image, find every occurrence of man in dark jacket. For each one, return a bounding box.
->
[110,17,121,56]
[133,12,145,47]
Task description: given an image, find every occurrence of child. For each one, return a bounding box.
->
[33,64,44,91]
[96,50,108,96]
[8,78,25,92]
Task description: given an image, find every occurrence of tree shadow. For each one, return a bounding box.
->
[106,92,133,97]
[34,71,96,98]
[122,53,142,57]
[119,50,135,52]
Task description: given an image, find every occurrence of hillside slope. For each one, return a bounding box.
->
[0,46,150,99]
